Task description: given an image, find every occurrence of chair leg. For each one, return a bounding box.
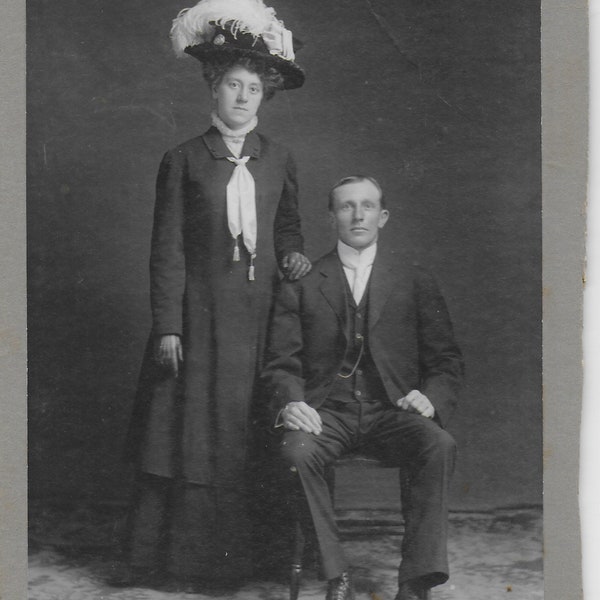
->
[290,520,305,600]
[325,464,336,501]
[290,562,302,600]
[289,464,336,598]
[399,466,411,526]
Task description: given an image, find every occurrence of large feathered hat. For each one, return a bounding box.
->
[170,0,305,90]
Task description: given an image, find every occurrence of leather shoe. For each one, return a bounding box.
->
[395,579,431,600]
[325,570,355,600]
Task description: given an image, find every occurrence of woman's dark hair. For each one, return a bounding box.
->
[202,54,284,100]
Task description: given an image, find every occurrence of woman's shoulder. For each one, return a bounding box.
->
[255,132,293,159]
[159,130,294,164]
[157,135,213,169]
[164,135,207,156]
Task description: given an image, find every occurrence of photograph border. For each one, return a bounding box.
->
[0,0,27,598]
[0,0,587,597]
[542,1,587,598]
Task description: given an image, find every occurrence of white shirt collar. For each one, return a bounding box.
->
[337,239,378,269]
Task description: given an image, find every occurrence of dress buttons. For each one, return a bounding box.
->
[356,369,363,376]
[355,390,362,397]
[356,313,363,319]
[355,333,363,340]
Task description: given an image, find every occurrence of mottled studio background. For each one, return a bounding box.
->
[27,0,541,510]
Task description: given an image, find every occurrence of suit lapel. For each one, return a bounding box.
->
[319,251,348,340]
[368,248,400,332]
[318,245,406,336]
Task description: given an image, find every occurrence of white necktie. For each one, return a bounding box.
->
[226,156,257,280]
[351,258,372,305]
[339,249,374,305]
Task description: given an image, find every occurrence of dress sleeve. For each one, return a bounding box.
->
[273,150,304,266]
[260,278,307,424]
[149,150,186,336]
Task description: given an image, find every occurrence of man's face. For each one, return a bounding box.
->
[212,66,264,130]
[330,180,389,250]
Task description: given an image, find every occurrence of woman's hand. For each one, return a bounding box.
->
[282,252,312,280]
[153,334,183,377]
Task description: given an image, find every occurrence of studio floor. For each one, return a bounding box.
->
[29,503,542,600]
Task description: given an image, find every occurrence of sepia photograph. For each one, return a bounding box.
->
[25,1,547,598]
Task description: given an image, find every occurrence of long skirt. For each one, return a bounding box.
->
[124,258,290,581]
[127,473,253,580]
[124,419,294,582]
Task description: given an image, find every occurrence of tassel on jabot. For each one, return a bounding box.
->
[211,112,258,281]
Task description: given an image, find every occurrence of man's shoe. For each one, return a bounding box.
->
[325,570,355,600]
[395,579,431,600]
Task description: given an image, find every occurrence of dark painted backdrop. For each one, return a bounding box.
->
[27,0,541,510]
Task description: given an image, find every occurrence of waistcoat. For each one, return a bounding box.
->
[327,272,388,403]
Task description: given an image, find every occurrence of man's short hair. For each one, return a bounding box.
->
[327,175,386,211]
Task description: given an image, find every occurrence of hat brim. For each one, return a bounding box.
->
[185,43,305,90]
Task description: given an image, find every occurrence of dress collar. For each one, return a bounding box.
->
[211,111,258,139]
[202,126,262,159]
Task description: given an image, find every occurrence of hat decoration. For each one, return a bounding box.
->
[170,0,304,89]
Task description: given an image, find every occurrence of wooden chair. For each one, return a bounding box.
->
[289,454,410,600]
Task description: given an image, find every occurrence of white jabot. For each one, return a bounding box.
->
[211,112,259,280]
[226,155,257,277]
[337,240,377,305]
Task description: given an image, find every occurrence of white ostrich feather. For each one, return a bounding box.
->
[170,0,278,57]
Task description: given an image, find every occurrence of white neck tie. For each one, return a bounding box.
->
[351,258,372,305]
[226,156,257,280]
[338,247,374,305]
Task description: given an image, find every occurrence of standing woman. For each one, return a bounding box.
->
[123,0,310,589]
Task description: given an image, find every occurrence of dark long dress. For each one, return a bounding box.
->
[125,126,303,580]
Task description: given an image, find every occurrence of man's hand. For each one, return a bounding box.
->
[282,252,312,280]
[153,334,183,377]
[396,390,435,419]
[281,401,322,434]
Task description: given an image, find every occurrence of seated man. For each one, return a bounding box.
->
[261,176,464,600]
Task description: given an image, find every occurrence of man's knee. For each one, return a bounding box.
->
[280,432,320,473]
[399,422,457,465]
[420,426,457,468]
[434,428,457,457]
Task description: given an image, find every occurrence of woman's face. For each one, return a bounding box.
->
[212,66,264,130]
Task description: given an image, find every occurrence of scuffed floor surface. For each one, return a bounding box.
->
[29,505,542,600]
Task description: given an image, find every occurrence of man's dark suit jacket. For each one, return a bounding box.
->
[261,245,464,428]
